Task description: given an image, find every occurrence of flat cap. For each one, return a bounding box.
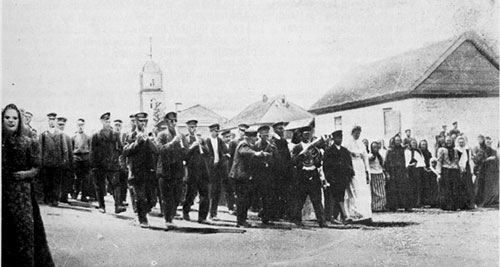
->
[100,112,111,120]
[164,111,177,120]
[220,129,231,136]
[301,126,312,133]
[129,114,136,119]
[47,112,57,118]
[135,112,148,119]
[332,130,343,138]
[272,121,287,128]
[113,119,123,124]
[209,123,221,131]
[77,118,85,123]
[257,125,270,132]
[244,129,258,137]
[238,123,249,131]
[56,117,67,122]
[186,119,198,125]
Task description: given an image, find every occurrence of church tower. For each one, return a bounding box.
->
[139,37,165,125]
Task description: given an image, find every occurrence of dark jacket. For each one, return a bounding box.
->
[323,144,354,184]
[156,128,188,177]
[206,136,228,168]
[229,140,258,181]
[61,132,74,169]
[39,130,65,168]
[90,128,122,171]
[271,137,293,176]
[184,133,210,177]
[254,139,276,176]
[123,131,158,180]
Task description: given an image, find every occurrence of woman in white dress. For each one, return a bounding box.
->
[344,126,372,223]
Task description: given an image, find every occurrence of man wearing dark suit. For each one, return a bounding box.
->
[229,129,270,227]
[221,129,236,214]
[39,112,65,206]
[254,125,278,224]
[206,123,230,221]
[90,112,125,214]
[322,130,354,223]
[228,124,249,165]
[55,117,74,204]
[123,112,158,228]
[182,119,211,223]
[156,111,188,227]
[123,114,138,212]
[114,119,129,208]
[271,121,295,220]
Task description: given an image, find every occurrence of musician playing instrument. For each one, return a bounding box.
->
[291,126,327,227]
[182,119,211,223]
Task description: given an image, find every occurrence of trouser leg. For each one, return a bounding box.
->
[210,164,223,217]
[235,180,251,224]
[308,181,326,224]
[93,168,106,209]
[109,171,122,208]
[198,177,210,221]
[182,179,197,214]
[222,172,235,211]
[132,181,148,223]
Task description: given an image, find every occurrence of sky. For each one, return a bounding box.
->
[2,0,498,133]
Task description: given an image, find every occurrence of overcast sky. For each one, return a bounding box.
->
[2,0,498,132]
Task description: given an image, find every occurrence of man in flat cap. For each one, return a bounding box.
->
[90,112,126,214]
[113,119,130,208]
[123,112,158,227]
[123,114,138,211]
[39,112,66,206]
[322,130,354,224]
[220,129,236,214]
[55,117,74,203]
[448,121,461,139]
[254,125,279,224]
[156,111,188,227]
[271,121,295,220]
[23,111,37,138]
[72,118,93,202]
[228,123,249,163]
[290,126,327,227]
[206,123,230,221]
[403,129,412,149]
[229,129,271,227]
[182,119,211,223]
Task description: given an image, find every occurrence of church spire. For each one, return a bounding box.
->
[149,37,153,59]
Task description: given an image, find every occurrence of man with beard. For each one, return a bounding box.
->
[39,113,65,206]
[156,112,188,227]
[55,117,74,204]
[271,121,294,220]
[90,112,126,214]
[182,119,211,223]
[123,112,158,227]
[72,118,92,202]
[229,129,270,228]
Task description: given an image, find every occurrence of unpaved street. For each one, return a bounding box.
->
[43,197,498,267]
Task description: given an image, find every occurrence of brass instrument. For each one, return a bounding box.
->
[175,126,184,148]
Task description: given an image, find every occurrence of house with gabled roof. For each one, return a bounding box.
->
[309,31,499,152]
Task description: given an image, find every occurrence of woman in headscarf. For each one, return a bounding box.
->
[405,138,426,208]
[2,104,55,267]
[419,140,438,207]
[455,136,475,210]
[436,136,460,210]
[473,135,499,207]
[344,126,372,223]
[384,135,412,211]
[369,141,386,211]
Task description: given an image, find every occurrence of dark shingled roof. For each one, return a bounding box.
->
[225,95,314,129]
[309,31,499,115]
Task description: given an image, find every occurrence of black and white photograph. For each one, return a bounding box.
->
[1,0,499,266]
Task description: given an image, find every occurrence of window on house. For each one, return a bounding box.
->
[383,108,401,137]
[334,116,342,130]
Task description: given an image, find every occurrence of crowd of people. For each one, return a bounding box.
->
[2,102,499,266]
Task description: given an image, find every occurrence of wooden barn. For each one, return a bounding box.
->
[309,31,499,153]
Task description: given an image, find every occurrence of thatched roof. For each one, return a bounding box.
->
[224,95,314,129]
[309,31,499,115]
[177,104,227,126]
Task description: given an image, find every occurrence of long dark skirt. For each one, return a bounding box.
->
[386,167,411,210]
[2,179,55,267]
[439,168,460,211]
[408,167,424,207]
[457,169,475,210]
[475,158,499,207]
[422,170,439,207]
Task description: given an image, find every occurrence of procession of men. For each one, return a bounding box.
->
[34,109,351,229]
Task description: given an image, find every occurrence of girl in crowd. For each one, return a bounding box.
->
[369,141,386,211]
[2,103,55,266]
[436,137,460,211]
[419,140,438,207]
[344,126,372,223]
[455,136,475,210]
[406,139,426,208]
[473,135,499,207]
[385,135,412,211]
